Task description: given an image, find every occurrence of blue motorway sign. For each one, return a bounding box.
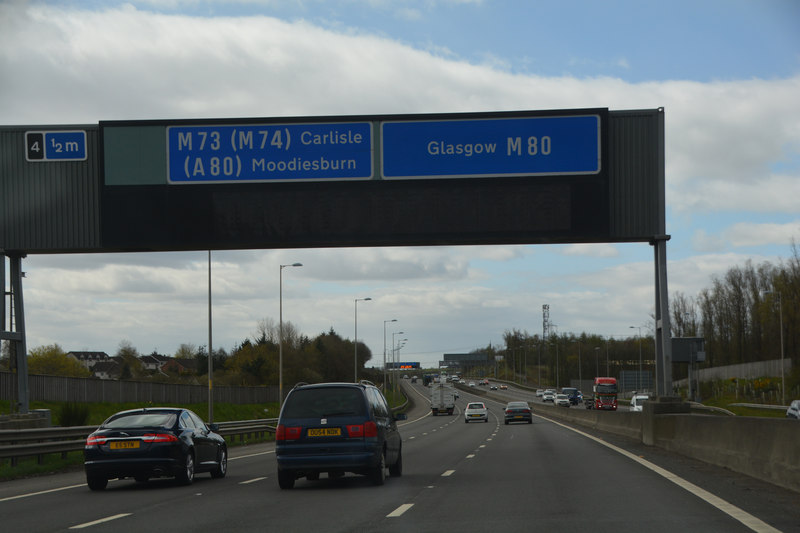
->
[25,130,87,162]
[381,114,600,179]
[167,122,373,183]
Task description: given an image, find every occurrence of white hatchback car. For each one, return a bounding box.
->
[464,402,488,423]
[554,393,570,407]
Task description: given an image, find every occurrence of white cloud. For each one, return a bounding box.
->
[724,221,800,247]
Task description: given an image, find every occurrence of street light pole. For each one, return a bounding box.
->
[354,297,372,382]
[630,326,642,391]
[383,319,397,390]
[764,291,785,405]
[279,262,302,411]
[392,331,404,391]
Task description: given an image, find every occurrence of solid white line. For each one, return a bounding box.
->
[239,477,267,484]
[466,454,476,459]
[441,470,455,477]
[387,504,414,518]
[69,513,131,529]
[0,483,86,503]
[543,417,781,533]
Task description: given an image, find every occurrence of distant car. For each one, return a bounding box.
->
[403,374,409,379]
[490,385,498,390]
[786,400,800,420]
[554,393,570,407]
[499,384,508,390]
[504,401,532,425]
[562,387,583,405]
[542,390,555,402]
[459,379,466,384]
[535,389,544,397]
[83,407,227,491]
[629,394,650,412]
[468,381,476,387]
[464,402,488,423]
[275,381,406,489]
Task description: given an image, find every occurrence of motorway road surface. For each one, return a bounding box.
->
[1,381,798,533]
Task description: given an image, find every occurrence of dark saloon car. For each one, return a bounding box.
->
[275,381,406,489]
[504,401,532,424]
[84,407,227,490]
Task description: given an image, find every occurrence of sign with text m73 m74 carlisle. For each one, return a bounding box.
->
[166,122,373,183]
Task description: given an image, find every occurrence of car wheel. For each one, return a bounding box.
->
[504,420,509,425]
[484,418,488,423]
[464,419,468,423]
[278,469,295,489]
[176,451,195,485]
[389,447,403,477]
[211,446,227,479]
[87,475,107,491]
[370,450,386,486]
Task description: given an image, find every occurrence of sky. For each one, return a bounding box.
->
[1,0,799,369]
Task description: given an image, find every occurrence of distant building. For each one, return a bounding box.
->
[162,358,198,375]
[139,353,170,372]
[91,360,121,380]
[440,352,490,373]
[67,351,110,369]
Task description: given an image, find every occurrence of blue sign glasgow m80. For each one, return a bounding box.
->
[167,122,373,183]
[381,114,600,179]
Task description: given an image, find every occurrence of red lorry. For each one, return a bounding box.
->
[592,377,618,410]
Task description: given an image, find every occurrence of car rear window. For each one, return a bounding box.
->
[467,403,484,409]
[283,387,367,419]
[104,412,176,428]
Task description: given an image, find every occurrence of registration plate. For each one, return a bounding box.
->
[308,428,341,437]
[110,440,140,450]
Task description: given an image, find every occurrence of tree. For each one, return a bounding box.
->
[116,340,144,379]
[27,344,91,377]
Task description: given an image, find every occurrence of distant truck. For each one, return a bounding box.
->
[430,382,456,416]
[592,377,618,410]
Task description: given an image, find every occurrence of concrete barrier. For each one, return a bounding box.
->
[533,397,800,494]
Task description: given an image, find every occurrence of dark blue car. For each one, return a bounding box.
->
[83,407,227,491]
[276,381,405,489]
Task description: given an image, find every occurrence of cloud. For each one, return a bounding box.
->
[725,221,800,247]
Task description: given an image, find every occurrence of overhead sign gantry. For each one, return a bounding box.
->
[1,107,672,411]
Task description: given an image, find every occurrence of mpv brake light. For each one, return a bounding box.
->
[346,421,377,438]
[276,425,302,441]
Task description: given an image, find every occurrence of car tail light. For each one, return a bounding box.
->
[505,410,511,415]
[346,421,377,438]
[142,433,179,443]
[346,424,363,437]
[276,425,302,441]
[85,435,107,446]
[523,409,531,414]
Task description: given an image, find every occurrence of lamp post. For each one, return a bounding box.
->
[594,346,600,376]
[279,262,302,410]
[354,297,372,382]
[392,331,405,391]
[571,339,582,389]
[763,291,785,405]
[383,319,397,390]
[551,342,559,390]
[629,326,643,391]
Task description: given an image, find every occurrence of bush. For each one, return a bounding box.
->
[58,403,90,426]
